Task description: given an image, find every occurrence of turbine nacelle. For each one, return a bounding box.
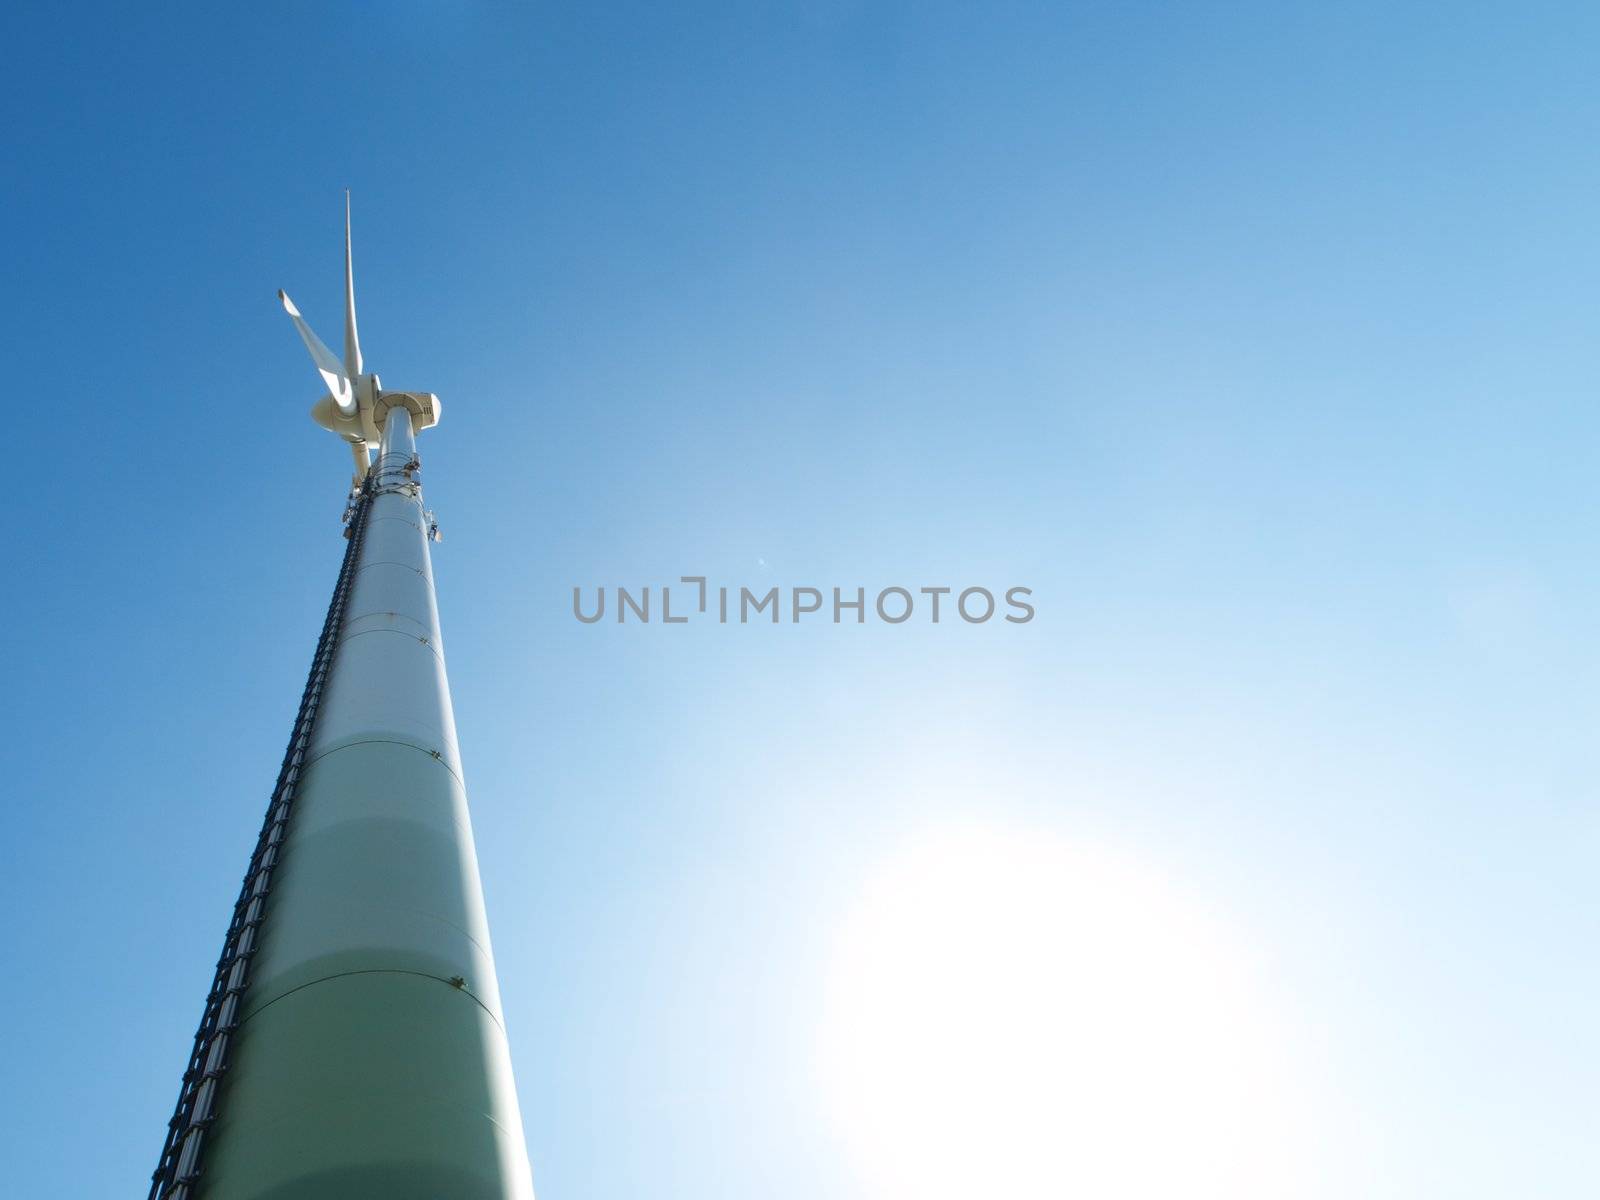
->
[279,195,441,486]
[310,386,441,448]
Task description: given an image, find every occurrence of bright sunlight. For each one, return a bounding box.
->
[818,827,1302,1200]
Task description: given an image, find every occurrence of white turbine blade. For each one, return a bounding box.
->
[344,191,363,379]
[349,439,371,481]
[279,289,356,417]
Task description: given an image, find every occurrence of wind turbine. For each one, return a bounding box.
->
[278,192,440,485]
[148,199,534,1200]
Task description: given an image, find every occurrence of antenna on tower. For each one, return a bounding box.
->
[277,196,441,487]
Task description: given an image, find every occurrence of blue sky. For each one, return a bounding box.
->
[4,2,1599,1196]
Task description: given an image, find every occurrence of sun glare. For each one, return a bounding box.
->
[818,827,1299,1200]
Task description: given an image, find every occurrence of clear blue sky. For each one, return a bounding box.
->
[3,2,1598,1196]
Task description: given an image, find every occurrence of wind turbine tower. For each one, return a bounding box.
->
[149,199,536,1200]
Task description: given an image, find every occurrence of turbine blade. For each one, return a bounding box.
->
[350,439,371,482]
[344,191,363,379]
[279,289,356,416]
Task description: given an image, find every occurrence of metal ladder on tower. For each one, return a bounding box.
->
[148,479,375,1200]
